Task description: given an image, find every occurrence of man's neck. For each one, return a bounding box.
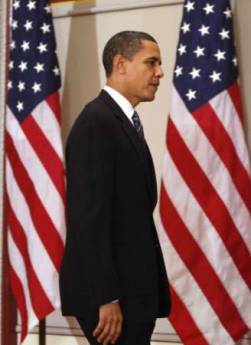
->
[106,80,138,107]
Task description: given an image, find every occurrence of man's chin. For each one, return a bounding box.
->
[136,92,156,104]
[143,94,156,102]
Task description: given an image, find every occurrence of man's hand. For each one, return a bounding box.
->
[93,302,123,345]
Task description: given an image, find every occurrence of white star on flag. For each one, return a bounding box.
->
[37,42,48,53]
[32,82,42,93]
[175,66,183,78]
[198,25,210,36]
[34,62,45,73]
[16,101,24,112]
[214,49,226,61]
[224,7,232,18]
[209,70,222,82]
[27,0,36,11]
[9,61,14,70]
[17,81,26,92]
[13,1,20,10]
[185,1,195,12]
[181,22,191,34]
[7,80,13,90]
[232,57,238,66]
[193,46,205,58]
[186,89,197,100]
[53,66,60,76]
[18,61,28,72]
[21,41,30,52]
[40,23,51,34]
[219,28,230,40]
[203,3,215,15]
[11,20,18,30]
[10,41,16,50]
[189,67,201,79]
[178,44,187,56]
[24,20,33,31]
[44,4,51,13]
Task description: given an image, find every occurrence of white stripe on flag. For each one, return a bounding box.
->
[6,158,61,307]
[209,90,251,175]
[32,101,64,161]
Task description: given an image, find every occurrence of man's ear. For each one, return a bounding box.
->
[113,54,127,75]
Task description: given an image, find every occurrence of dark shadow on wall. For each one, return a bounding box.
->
[50,1,100,343]
[60,1,100,343]
[60,0,101,147]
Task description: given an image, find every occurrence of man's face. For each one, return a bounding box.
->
[122,40,164,107]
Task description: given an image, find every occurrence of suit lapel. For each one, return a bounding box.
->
[98,90,156,205]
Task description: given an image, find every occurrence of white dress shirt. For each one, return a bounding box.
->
[103,85,135,125]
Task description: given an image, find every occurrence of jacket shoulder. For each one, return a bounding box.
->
[74,95,117,128]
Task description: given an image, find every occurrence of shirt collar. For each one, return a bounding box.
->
[103,85,135,124]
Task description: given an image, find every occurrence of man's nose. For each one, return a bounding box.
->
[156,65,164,78]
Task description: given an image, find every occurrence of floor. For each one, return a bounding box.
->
[21,334,181,345]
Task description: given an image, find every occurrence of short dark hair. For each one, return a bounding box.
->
[102,30,157,77]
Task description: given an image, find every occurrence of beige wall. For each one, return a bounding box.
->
[22,0,251,343]
[56,2,183,196]
[56,0,251,192]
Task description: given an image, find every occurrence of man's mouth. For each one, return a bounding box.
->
[150,82,159,87]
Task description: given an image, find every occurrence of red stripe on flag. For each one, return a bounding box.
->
[46,92,61,123]
[169,287,209,345]
[160,183,248,340]
[6,132,64,271]
[193,102,251,213]
[21,114,65,202]
[167,119,251,288]
[228,84,244,123]
[8,199,54,319]
[9,265,28,342]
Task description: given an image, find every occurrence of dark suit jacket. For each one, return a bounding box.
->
[59,90,171,322]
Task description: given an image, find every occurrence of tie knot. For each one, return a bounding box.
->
[132,111,144,139]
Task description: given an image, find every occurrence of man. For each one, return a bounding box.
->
[60,31,171,345]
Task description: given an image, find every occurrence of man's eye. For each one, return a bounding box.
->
[147,60,156,66]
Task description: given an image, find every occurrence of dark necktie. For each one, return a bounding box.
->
[132,111,144,139]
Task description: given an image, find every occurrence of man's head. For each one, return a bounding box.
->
[103,31,157,77]
[103,31,164,107]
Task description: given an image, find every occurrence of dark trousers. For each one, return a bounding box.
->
[77,316,155,345]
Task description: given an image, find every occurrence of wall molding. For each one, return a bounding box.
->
[52,0,184,18]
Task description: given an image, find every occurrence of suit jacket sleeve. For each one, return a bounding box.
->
[66,110,120,306]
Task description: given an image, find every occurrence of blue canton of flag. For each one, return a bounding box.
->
[8,0,61,122]
[174,0,238,112]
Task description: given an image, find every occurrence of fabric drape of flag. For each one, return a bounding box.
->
[5,0,66,342]
[159,0,251,344]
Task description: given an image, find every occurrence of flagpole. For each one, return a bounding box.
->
[39,319,46,345]
[0,0,7,343]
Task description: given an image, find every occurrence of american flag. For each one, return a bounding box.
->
[159,0,251,344]
[5,0,65,341]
